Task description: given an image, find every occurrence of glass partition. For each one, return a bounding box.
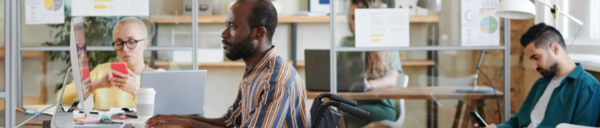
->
[320,0,509,127]
[0,0,4,92]
[18,0,196,105]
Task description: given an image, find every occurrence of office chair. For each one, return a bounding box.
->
[310,94,370,128]
[369,74,408,128]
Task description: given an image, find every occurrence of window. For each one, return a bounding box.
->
[555,0,600,45]
[590,0,600,40]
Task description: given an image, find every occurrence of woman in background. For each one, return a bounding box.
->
[58,17,164,110]
[341,0,404,127]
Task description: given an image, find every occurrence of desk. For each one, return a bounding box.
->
[0,110,136,128]
[307,87,504,128]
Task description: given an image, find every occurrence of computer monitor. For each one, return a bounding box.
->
[69,17,93,115]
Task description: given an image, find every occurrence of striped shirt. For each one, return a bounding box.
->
[222,46,311,128]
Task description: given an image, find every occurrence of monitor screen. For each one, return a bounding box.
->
[69,17,93,114]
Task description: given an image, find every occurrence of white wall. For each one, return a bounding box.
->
[4,0,481,127]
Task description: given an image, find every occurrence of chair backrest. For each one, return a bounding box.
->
[394,74,408,123]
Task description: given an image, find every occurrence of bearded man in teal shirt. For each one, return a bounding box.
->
[475,23,600,128]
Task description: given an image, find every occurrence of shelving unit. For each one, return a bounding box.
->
[150,15,439,68]
[0,45,44,58]
[150,15,439,23]
[0,45,49,105]
[149,15,440,68]
[153,60,434,69]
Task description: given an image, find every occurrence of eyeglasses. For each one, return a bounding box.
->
[112,39,145,50]
[77,46,87,56]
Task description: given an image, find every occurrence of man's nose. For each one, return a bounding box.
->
[221,29,229,39]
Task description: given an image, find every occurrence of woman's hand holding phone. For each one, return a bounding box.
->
[109,69,139,93]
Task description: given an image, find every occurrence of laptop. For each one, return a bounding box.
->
[304,49,368,92]
[140,70,207,116]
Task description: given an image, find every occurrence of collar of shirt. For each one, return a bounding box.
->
[565,63,584,80]
[244,45,277,77]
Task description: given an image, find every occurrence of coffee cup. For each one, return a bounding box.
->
[135,88,156,120]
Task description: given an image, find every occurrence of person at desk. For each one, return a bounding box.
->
[57,17,164,110]
[341,0,403,127]
[145,0,310,128]
[475,23,600,128]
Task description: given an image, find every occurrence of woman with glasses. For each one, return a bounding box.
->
[58,17,165,110]
[341,0,404,127]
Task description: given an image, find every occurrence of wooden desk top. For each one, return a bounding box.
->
[306,87,504,100]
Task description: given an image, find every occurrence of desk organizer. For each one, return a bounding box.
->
[52,112,74,128]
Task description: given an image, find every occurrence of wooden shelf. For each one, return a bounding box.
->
[0,45,46,58]
[150,15,439,24]
[153,60,434,68]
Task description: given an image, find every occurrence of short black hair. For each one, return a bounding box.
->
[520,23,566,49]
[247,0,278,43]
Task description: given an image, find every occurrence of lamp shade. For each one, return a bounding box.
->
[496,0,536,19]
[417,0,442,12]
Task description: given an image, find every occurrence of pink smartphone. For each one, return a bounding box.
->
[110,62,128,78]
[80,66,90,80]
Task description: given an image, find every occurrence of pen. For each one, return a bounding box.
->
[59,104,66,112]
[68,102,79,112]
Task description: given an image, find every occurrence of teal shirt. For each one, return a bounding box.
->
[498,63,600,128]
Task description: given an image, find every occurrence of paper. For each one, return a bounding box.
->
[71,0,149,16]
[25,0,65,24]
[461,0,500,46]
[355,9,410,47]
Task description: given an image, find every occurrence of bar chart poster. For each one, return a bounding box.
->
[25,0,65,24]
[461,0,500,46]
[72,0,149,16]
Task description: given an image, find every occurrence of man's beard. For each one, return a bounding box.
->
[224,34,255,61]
[537,61,559,78]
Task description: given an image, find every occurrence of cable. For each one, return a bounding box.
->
[50,67,73,128]
[15,100,79,127]
[477,67,502,123]
[15,67,73,127]
[569,25,583,46]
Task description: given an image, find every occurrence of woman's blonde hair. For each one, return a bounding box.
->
[350,0,392,80]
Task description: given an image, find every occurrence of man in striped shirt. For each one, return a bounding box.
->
[146,0,311,128]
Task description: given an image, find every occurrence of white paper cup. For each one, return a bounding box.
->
[135,88,156,120]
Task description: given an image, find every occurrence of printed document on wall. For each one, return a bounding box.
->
[72,0,149,16]
[355,9,410,47]
[25,0,65,24]
[461,0,500,46]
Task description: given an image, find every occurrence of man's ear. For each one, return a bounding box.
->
[549,42,560,55]
[253,26,267,40]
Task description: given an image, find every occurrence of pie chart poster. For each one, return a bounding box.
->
[461,0,500,46]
